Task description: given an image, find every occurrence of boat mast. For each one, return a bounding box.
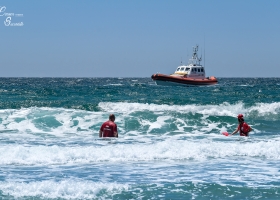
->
[190,45,202,65]
[204,36,205,68]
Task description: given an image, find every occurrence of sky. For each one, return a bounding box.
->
[1,0,280,77]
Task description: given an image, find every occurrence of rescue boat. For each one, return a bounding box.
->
[151,45,217,86]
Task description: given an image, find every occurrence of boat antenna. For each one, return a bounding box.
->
[187,50,189,64]
[204,35,205,68]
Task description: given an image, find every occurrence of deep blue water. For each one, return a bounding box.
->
[0,78,280,199]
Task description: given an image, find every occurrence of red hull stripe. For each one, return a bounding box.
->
[151,74,218,85]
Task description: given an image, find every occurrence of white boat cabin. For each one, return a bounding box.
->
[172,65,205,79]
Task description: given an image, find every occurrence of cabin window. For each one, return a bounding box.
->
[192,68,194,72]
[185,68,190,71]
[198,69,201,72]
[201,68,204,72]
[180,67,185,71]
[194,68,197,72]
[176,67,180,71]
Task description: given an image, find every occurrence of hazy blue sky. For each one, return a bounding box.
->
[1,0,280,77]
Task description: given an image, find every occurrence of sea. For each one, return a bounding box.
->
[0,77,280,200]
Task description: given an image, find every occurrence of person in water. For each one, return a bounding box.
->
[99,114,118,138]
[231,114,252,136]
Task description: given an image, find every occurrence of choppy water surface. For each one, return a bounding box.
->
[0,78,280,199]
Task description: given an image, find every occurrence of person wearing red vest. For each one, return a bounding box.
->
[99,114,118,138]
[231,114,252,136]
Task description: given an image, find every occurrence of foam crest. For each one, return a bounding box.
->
[97,102,242,116]
[0,103,279,137]
[0,180,129,199]
[104,83,123,86]
[0,107,106,135]
[1,138,280,165]
[249,102,280,115]
[147,116,170,133]
[99,101,280,118]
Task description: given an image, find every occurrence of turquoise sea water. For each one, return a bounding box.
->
[0,77,280,199]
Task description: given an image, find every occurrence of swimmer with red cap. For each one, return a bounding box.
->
[231,114,253,136]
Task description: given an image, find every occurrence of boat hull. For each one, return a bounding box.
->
[151,74,218,86]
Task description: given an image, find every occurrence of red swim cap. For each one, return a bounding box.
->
[237,114,243,119]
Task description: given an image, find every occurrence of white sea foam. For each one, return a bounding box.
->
[104,83,123,86]
[98,101,280,117]
[0,107,106,136]
[1,138,280,165]
[0,180,129,199]
[0,102,279,138]
[0,102,280,141]
[249,102,280,115]
[147,116,170,133]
